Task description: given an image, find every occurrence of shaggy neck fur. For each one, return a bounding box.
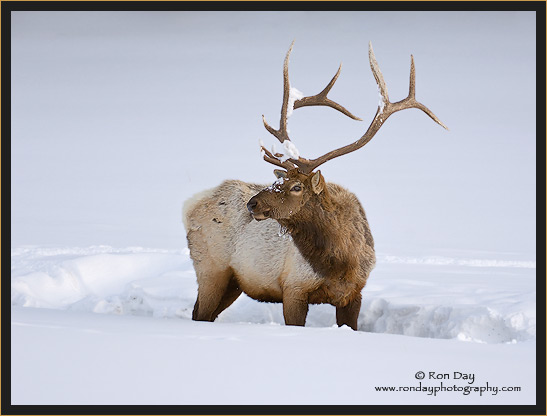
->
[278,190,355,278]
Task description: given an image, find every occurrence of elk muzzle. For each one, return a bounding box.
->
[247,195,270,221]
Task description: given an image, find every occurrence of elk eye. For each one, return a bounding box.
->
[291,185,302,192]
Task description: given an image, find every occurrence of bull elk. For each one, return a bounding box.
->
[183,42,447,330]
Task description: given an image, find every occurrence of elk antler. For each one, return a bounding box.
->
[260,41,448,174]
[261,40,362,171]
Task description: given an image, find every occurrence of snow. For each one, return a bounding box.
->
[11,246,536,343]
[260,138,300,164]
[287,86,304,117]
[378,84,386,114]
[11,306,536,405]
[10,10,537,406]
[279,139,300,162]
[264,85,303,163]
[11,245,536,405]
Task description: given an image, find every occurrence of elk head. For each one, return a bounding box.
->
[247,168,327,221]
[247,41,447,222]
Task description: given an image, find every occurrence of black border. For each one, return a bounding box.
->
[1,0,546,11]
[2,1,545,415]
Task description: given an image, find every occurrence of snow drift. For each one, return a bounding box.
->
[11,245,536,344]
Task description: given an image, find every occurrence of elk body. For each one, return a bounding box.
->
[183,42,447,330]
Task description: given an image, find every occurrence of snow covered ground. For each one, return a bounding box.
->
[10,10,538,407]
[11,245,537,405]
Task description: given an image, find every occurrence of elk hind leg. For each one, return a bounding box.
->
[210,278,242,321]
[192,268,236,322]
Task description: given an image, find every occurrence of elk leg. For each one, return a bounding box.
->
[210,278,242,321]
[283,294,309,326]
[192,269,234,322]
[336,294,362,330]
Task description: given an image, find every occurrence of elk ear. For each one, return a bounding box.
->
[311,170,325,195]
[274,169,287,179]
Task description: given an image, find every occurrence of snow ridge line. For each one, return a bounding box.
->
[11,245,190,258]
[378,255,535,269]
[11,246,535,269]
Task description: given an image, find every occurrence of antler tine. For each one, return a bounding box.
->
[293,63,362,121]
[294,42,448,174]
[262,40,295,144]
[389,53,449,130]
[368,42,389,104]
[260,144,297,170]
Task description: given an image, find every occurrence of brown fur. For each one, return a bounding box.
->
[183,170,375,330]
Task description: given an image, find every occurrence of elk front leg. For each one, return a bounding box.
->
[282,292,309,327]
[335,293,361,330]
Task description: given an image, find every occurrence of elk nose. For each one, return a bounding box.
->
[247,197,258,213]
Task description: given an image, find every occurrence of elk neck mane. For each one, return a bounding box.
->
[277,184,360,278]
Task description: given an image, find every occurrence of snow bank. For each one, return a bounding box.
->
[11,246,193,317]
[11,245,536,344]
